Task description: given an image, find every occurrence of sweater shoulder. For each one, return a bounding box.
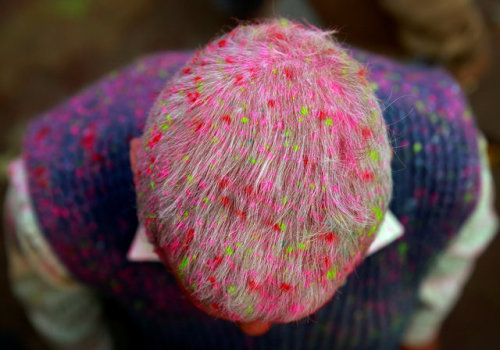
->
[359,53,483,237]
[20,52,193,272]
[22,51,193,188]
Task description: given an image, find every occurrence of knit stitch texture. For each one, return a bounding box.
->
[22,46,480,349]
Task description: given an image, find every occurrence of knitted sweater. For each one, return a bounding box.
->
[22,49,481,349]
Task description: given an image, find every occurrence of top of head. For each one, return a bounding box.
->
[134,18,393,323]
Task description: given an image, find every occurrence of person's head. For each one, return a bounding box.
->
[131,18,392,330]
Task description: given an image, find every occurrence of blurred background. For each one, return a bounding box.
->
[0,0,499,349]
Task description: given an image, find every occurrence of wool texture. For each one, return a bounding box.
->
[135,19,393,322]
[21,36,481,349]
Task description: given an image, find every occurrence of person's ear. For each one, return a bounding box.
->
[129,137,141,173]
[237,321,272,336]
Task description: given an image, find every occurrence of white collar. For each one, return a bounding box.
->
[127,211,403,262]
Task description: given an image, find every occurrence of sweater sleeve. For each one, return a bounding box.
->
[401,134,499,346]
[3,159,113,350]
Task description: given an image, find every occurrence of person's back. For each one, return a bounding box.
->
[5,19,497,350]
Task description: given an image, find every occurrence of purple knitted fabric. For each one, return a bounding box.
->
[22,49,480,349]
